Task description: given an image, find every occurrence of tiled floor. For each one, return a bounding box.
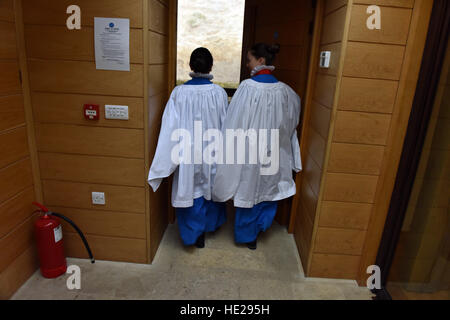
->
[11,217,374,300]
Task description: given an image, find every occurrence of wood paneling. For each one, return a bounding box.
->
[149,31,168,64]
[42,180,145,214]
[317,42,342,76]
[338,77,398,113]
[0,126,29,168]
[0,186,35,239]
[309,253,361,279]
[323,172,379,203]
[315,227,366,255]
[313,74,337,108]
[325,0,348,15]
[0,0,14,23]
[31,93,144,129]
[353,0,413,8]
[0,158,33,204]
[148,63,169,97]
[0,214,36,273]
[28,60,144,97]
[306,128,326,169]
[22,0,144,28]
[0,21,17,59]
[343,42,405,80]
[25,25,143,63]
[333,111,391,145]
[321,5,347,45]
[349,5,412,45]
[310,100,332,139]
[0,245,38,300]
[63,232,147,263]
[35,123,144,159]
[149,0,169,34]
[52,207,146,239]
[0,61,22,95]
[328,142,385,175]
[319,201,372,230]
[39,153,145,187]
[0,95,25,131]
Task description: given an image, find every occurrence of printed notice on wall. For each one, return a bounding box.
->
[94,17,130,71]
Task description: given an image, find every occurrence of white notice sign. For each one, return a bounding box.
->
[94,17,130,71]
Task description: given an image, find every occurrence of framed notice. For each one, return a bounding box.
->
[94,17,130,71]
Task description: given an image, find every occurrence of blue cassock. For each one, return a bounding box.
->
[233,73,280,244]
[175,77,227,246]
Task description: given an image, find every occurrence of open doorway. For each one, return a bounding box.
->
[174,0,317,227]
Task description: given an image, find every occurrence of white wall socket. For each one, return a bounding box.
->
[105,105,129,120]
[319,51,331,68]
[92,192,105,205]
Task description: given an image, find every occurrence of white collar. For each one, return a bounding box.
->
[189,72,214,80]
[250,65,275,77]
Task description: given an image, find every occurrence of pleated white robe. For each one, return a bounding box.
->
[212,79,302,208]
[148,83,228,208]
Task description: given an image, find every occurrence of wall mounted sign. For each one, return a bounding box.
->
[94,17,130,71]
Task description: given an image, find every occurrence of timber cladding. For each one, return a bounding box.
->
[19,0,171,266]
[0,0,38,300]
[292,0,429,281]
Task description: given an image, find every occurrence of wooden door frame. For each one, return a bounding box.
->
[288,0,325,233]
[370,0,449,298]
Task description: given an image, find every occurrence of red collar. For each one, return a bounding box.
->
[254,69,272,76]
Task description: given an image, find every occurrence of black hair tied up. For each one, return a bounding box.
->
[250,43,281,65]
[189,47,213,74]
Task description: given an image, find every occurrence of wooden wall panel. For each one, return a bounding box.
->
[42,180,145,214]
[315,227,366,255]
[0,20,17,58]
[24,25,143,63]
[323,172,379,203]
[0,94,25,131]
[0,186,35,239]
[319,201,372,230]
[63,233,147,264]
[31,93,144,129]
[349,5,411,45]
[22,0,144,28]
[52,207,146,239]
[35,124,144,159]
[0,61,22,95]
[39,153,145,187]
[338,77,398,113]
[28,60,144,97]
[328,143,385,175]
[0,126,29,168]
[321,5,347,45]
[353,0,413,8]
[149,0,169,34]
[343,42,405,80]
[309,253,361,279]
[0,158,33,204]
[0,1,39,298]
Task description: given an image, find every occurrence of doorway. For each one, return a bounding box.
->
[174,0,317,226]
[373,0,450,300]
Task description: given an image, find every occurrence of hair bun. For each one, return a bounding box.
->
[267,43,280,54]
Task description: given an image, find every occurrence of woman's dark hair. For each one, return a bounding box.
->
[189,47,213,74]
[249,43,280,65]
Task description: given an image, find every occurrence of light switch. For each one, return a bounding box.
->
[319,51,331,68]
[92,192,105,205]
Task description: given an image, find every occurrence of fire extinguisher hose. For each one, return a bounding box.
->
[49,212,95,264]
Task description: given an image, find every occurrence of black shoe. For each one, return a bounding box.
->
[247,239,257,250]
[195,233,205,248]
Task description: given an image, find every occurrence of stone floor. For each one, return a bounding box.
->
[11,217,375,300]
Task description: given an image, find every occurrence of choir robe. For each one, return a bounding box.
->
[148,77,228,245]
[212,72,302,243]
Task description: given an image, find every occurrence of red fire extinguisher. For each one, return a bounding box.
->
[33,202,95,279]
